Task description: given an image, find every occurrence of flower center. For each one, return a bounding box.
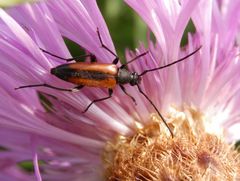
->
[102,106,240,180]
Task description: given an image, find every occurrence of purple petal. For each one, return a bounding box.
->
[125,0,200,60]
[47,0,116,62]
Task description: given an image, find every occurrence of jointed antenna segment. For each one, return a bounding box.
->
[140,46,202,76]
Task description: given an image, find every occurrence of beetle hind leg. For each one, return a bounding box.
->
[15,83,84,92]
[82,89,113,113]
[40,48,92,62]
[96,28,119,65]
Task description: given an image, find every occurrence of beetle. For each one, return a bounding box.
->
[15,29,201,137]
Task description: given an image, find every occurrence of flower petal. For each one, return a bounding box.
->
[47,0,116,62]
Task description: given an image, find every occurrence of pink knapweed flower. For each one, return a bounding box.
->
[0,0,240,180]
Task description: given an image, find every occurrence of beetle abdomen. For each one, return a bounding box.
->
[51,62,118,88]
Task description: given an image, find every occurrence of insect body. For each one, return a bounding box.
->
[16,29,201,138]
[51,63,118,88]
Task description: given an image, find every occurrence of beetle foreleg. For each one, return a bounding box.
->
[120,51,148,68]
[82,88,113,113]
[119,85,137,105]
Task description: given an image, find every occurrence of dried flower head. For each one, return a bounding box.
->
[103,106,240,180]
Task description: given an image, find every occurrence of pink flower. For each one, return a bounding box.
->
[0,0,240,180]
[125,0,240,140]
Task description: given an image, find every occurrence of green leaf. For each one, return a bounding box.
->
[0,0,38,8]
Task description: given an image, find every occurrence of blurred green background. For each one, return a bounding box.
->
[98,0,147,58]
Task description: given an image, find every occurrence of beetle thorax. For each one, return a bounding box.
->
[117,68,141,86]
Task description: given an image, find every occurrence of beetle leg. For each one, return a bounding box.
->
[15,83,84,92]
[120,51,149,68]
[96,28,119,64]
[82,89,113,113]
[90,54,97,62]
[119,85,137,105]
[40,48,92,62]
[74,85,84,90]
[112,58,119,65]
[136,84,174,138]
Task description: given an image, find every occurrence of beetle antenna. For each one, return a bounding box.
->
[139,46,202,76]
[136,84,174,138]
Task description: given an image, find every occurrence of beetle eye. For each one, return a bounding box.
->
[130,72,140,86]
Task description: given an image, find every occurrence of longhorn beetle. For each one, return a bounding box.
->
[15,29,201,137]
